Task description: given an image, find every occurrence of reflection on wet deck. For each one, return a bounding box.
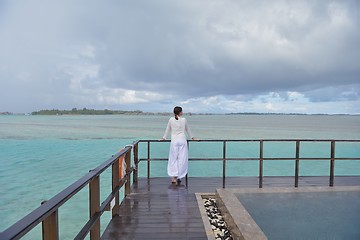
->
[102,176,360,239]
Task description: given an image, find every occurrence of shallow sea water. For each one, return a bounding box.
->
[0,114,359,239]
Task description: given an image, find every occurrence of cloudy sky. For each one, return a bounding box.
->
[0,0,359,114]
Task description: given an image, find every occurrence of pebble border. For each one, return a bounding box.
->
[203,198,233,240]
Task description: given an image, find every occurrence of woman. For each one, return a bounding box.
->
[160,106,197,184]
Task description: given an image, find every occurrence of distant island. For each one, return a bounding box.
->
[31,108,148,115]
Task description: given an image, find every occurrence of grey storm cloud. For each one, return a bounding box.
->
[98,0,360,94]
[0,0,359,113]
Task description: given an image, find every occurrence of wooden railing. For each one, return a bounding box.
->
[138,139,360,188]
[1,139,359,239]
[0,142,140,240]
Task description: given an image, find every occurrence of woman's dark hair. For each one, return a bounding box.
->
[173,106,182,120]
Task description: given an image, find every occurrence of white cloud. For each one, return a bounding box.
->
[95,88,164,105]
[67,64,101,92]
[287,91,306,101]
[80,44,96,59]
[179,90,360,114]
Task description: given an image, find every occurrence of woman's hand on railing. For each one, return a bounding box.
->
[158,138,165,141]
[191,137,200,141]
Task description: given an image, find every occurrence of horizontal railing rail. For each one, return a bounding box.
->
[140,139,360,142]
[138,139,360,188]
[1,139,359,239]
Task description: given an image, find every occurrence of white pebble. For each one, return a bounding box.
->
[203,197,232,240]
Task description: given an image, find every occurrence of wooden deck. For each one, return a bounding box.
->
[101,176,360,239]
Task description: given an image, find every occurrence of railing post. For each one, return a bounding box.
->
[259,140,263,188]
[112,158,120,217]
[186,141,189,187]
[330,140,335,187]
[147,141,151,179]
[89,176,100,240]
[41,201,59,240]
[125,150,131,196]
[222,141,226,188]
[295,140,300,187]
[133,143,138,184]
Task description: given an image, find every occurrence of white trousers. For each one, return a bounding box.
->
[167,139,188,179]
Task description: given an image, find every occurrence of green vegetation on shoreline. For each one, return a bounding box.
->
[31,108,145,115]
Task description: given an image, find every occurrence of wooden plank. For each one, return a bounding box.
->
[111,159,120,217]
[41,209,58,240]
[89,176,100,240]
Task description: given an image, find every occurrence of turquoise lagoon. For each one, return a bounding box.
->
[0,114,359,239]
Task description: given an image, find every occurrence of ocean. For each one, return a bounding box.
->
[0,114,359,239]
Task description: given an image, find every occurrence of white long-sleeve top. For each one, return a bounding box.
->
[163,117,194,141]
